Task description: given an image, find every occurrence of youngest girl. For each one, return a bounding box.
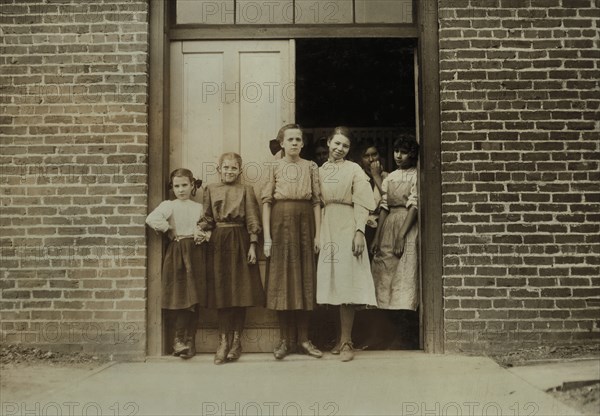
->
[146,168,206,359]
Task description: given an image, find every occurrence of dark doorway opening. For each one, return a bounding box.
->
[296,38,420,351]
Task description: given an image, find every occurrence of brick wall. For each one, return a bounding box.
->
[0,0,149,359]
[439,0,600,352]
[2,0,598,358]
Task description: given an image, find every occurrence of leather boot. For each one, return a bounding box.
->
[180,336,196,359]
[226,331,242,361]
[273,339,288,360]
[214,333,229,365]
[181,312,198,359]
[173,326,188,356]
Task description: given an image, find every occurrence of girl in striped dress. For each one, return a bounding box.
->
[262,124,323,360]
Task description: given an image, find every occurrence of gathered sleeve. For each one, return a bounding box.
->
[146,200,172,233]
[309,161,321,206]
[245,185,262,243]
[407,172,418,210]
[260,161,276,205]
[198,186,215,231]
[351,165,376,234]
[379,176,390,212]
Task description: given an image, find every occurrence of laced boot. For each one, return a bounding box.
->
[226,331,242,361]
[214,333,229,365]
[181,312,198,359]
[273,339,288,360]
[180,335,196,359]
[173,329,188,356]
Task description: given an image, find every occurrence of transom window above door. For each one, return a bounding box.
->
[176,0,414,25]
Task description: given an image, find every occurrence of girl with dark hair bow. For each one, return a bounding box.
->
[146,168,207,359]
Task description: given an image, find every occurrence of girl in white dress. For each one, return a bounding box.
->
[317,127,377,362]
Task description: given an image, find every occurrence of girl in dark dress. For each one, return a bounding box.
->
[198,153,264,365]
[146,168,207,359]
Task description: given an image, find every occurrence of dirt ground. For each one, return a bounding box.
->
[490,344,600,416]
[549,382,600,416]
[0,345,109,403]
[490,343,600,368]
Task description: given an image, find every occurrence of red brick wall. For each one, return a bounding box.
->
[0,0,149,359]
[439,0,600,352]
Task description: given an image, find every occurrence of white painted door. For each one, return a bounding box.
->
[170,40,295,352]
[170,40,295,186]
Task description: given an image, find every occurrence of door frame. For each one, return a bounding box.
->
[147,0,443,356]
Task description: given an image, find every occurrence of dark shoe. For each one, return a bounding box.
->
[227,331,242,361]
[340,342,354,362]
[330,342,341,355]
[214,333,229,365]
[173,335,188,356]
[180,337,196,359]
[273,339,288,360]
[299,340,323,358]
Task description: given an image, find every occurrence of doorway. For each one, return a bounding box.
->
[165,38,422,354]
[148,0,443,357]
[295,38,421,351]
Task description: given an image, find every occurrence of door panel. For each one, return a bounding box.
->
[170,40,295,352]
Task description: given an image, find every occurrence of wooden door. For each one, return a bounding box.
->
[170,40,295,352]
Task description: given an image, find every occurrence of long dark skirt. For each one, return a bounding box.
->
[162,238,207,310]
[207,225,265,308]
[265,200,317,310]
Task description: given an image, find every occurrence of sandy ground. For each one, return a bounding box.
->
[1,362,106,402]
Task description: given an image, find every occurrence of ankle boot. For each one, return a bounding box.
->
[227,331,242,361]
[214,333,229,365]
[173,330,188,356]
[181,316,197,359]
[180,336,196,359]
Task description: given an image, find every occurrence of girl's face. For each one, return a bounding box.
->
[361,146,379,169]
[172,176,192,200]
[328,134,351,161]
[219,158,241,183]
[281,128,303,158]
[394,149,412,169]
